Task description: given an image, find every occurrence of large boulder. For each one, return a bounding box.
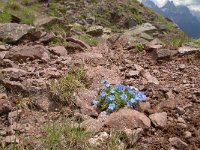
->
[5,45,50,62]
[0,23,34,43]
[104,108,151,130]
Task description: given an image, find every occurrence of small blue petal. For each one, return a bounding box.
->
[110,88,116,94]
[91,100,98,105]
[105,84,110,88]
[101,80,107,84]
[100,91,107,98]
[106,95,115,102]
[115,84,125,92]
[108,103,115,110]
[120,94,127,101]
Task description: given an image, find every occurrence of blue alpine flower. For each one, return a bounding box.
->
[101,80,107,84]
[110,88,116,94]
[120,93,127,101]
[100,91,107,98]
[115,84,125,92]
[107,103,115,111]
[91,99,98,105]
[127,98,137,106]
[106,95,115,102]
[105,84,110,88]
[126,86,137,91]
[131,91,145,101]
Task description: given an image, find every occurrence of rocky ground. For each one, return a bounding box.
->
[0,0,200,150]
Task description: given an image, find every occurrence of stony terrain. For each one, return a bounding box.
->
[0,0,200,150]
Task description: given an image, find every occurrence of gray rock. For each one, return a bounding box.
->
[127,70,140,77]
[149,112,167,128]
[124,128,143,146]
[184,131,192,139]
[0,98,11,116]
[5,45,50,62]
[1,68,27,76]
[4,135,19,144]
[0,45,7,51]
[153,49,178,60]
[86,26,104,36]
[130,23,157,35]
[49,46,68,56]
[33,16,61,27]
[75,88,98,117]
[169,137,188,149]
[0,51,7,59]
[8,109,22,124]
[178,46,200,55]
[88,132,109,148]
[104,108,151,129]
[0,23,34,43]
[141,70,159,85]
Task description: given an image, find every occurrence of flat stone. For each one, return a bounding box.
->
[0,45,7,51]
[141,70,159,85]
[8,109,22,124]
[153,49,178,60]
[4,135,19,144]
[127,70,140,77]
[178,46,199,55]
[169,137,188,149]
[86,25,104,36]
[49,46,68,56]
[104,108,151,129]
[0,98,11,115]
[149,112,167,128]
[0,51,8,59]
[5,45,50,62]
[0,23,34,43]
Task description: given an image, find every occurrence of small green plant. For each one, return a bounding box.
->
[43,123,63,150]
[0,11,12,23]
[91,80,146,112]
[0,0,39,24]
[108,130,127,150]
[48,2,66,17]
[135,42,144,52]
[192,38,200,46]
[50,68,89,105]
[79,34,98,47]
[42,121,90,150]
[63,123,90,149]
[169,38,182,49]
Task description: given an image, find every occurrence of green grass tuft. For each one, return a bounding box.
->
[0,0,40,24]
[50,68,89,106]
[79,34,99,47]
[192,38,200,46]
[41,121,90,150]
[135,42,144,52]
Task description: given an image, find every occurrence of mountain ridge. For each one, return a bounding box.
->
[141,0,200,38]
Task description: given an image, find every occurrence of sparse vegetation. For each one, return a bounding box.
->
[79,34,99,47]
[40,121,90,150]
[192,38,200,46]
[0,0,40,24]
[48,2,66,17]
[135,42,145,52]
[108,130,127,150]
[50,68,89,105]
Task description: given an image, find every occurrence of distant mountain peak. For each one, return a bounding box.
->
[162,0,176,10]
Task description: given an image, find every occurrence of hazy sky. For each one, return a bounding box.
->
[150,0,200,11]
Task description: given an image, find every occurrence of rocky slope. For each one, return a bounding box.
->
[0,0,200,150]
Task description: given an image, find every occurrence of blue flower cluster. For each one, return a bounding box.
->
[91,80,146,112]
